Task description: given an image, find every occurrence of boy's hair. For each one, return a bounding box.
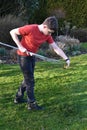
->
[43,16,58,31]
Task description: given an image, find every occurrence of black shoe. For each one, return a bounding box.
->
[14,98,27,104]
[28,102,43,110]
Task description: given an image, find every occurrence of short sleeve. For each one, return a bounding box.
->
[19,25,30,35]
[47,35,54,44]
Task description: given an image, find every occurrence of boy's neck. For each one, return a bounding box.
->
[38,24,43,32]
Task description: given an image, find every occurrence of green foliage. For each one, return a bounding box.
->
[47,0,87,28]
[0,0,87,27]
[0,54,87,129]
[0,0,19,16]
[64,0,87,28]
[33,0,48,23]
[18,0,39,23]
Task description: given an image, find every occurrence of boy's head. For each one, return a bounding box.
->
[43,16,58,32]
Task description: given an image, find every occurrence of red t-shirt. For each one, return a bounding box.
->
[17,24,54,56]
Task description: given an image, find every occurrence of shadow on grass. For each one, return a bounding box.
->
[36,78,87,119]
[0,65,21,77]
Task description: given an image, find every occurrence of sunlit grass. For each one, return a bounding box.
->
[0,54,87,130]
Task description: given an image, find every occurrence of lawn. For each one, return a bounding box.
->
[0,54,87,130]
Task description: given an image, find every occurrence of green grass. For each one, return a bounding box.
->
[80,42,87,48]
[80,42,87,52]
[0,54,87,130]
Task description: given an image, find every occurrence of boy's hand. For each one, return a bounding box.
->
[18,46,27,52]
[64,59,70,69]
[25,50,33,56]
[66,59,70,67]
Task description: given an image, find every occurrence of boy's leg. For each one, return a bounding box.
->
[15,55,42,109]
[15,55,36,103]
[21,56,43,110]
[14,80,26,103]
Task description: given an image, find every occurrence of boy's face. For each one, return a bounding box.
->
[43,25,54,35]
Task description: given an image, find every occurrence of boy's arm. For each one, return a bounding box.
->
[10,28,27,52]
[50,42,70,66]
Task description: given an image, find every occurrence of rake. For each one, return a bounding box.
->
[0,41,60,63]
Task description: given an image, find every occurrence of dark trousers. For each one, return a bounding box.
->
[16,55,36,103]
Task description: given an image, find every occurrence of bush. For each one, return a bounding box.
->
[70,28,87,42]
[0,14,26,48]
[48,35,81,56]
[0,47,6,56]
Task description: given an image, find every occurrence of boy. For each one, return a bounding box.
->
[10,16,70,110]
